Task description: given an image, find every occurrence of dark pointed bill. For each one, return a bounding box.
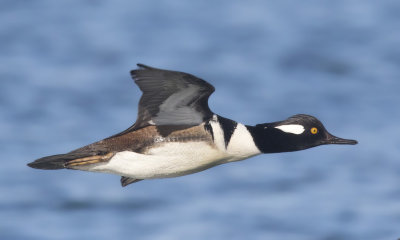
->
[324,133,358,145]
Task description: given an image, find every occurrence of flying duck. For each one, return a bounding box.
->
[28,64,358,187]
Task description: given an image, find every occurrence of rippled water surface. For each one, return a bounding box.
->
[1,1,400,239]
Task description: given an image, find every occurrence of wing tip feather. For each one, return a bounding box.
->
[136,63,149,69]
[131,63,153,78]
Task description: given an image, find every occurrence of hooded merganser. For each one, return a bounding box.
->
[28,64,358,187]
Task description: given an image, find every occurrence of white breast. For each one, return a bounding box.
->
[226,123,261,161]
[88,142,229,179]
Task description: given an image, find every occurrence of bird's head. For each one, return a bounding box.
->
[252,114,358,153]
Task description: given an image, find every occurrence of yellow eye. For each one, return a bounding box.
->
[310,127,318,134]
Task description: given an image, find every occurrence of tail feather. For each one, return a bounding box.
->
[28,151,115,170]
[28,154,68,169]
[28,153,94,170]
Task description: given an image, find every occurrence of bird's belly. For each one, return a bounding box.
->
[89,142,230,179]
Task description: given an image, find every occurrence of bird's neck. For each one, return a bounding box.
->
[246,123,305,153]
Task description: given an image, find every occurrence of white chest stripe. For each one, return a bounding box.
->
[209,115,225,150]
[226,123,261,160]
[275,124,305,134]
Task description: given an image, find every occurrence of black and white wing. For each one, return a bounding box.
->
[130,64,215,130]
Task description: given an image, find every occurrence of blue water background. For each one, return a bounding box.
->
[1,1,400,239]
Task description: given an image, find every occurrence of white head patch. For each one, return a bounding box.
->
[275,124,305,135]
